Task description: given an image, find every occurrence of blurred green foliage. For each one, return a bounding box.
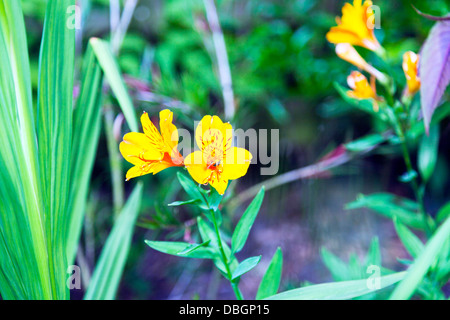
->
[18,0,450,299]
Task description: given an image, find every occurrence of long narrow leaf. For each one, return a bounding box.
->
[66,44,104,263]
[84,183,143,300]
[89,37,138,132]
[390,216,450,300]
[256,247,283,300]
[37,0,76,299]
[265,272,406,300]
[231,186,265,253]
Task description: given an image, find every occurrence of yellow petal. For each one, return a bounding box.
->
[208,171,228,195]
[346,71,377,100]
[159,109,179,153]
[120,132,164,164]
[125,161,174,181]
[126,165,148,181]
[195,115,233,153]
[326,28,365,48]
[124,153,178,181]
[402,51,420,95]
[335,43,368,70]
[222,147,252,181]
[326,0,380,52]
[139,112,166,153]
[184,151,211,185]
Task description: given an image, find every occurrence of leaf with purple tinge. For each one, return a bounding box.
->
[412,5,450,21]
[420,21,450,134]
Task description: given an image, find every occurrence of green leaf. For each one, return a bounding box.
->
[256,247,283,300]
[321,248,350,281]
[345,133,387,152]
[197,216,238,275]
[37,0,76,300]
[208,187,223,212]
[409,102,450,140]
[84,183,143,300]
[393,218,424,259]
[89,37,138,132]
[66,43,104,264]
[177,172,208,208]
[365,237,382,268]
[231,256,262,280]
[145,240,214,259]
[0,0,51,299]
[168,199,201,207]
[390,216,450,300]
[265,272,406,300]
[436,202,450,224]
[231,186,265,253]
[177,240,211,255]
[418,124,440,182]
[333,82,385,119]
[346,193,426,230]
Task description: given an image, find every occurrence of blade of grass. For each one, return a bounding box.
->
[265,272,406,300]
[89,37,138,132]
[66,44,104,264]
[0,1,52,299]
[84,183,143,300]
[37,0,76,299]
[390,216,450,300]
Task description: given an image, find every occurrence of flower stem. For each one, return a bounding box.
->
[209,207,243,300]
[397,126,433,237]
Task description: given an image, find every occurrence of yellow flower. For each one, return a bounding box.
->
[402,51,420,96]
[346,71,381,107]
[184,115,252,195]
[120,109,184,181]
[326,0,381,52]
[335,43,389,85]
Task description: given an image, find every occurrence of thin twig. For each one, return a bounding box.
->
[203,0,235,120]
[111,0,139,54]
[104,105,125,217]
[228,145,378,210]
[110,0,121,37]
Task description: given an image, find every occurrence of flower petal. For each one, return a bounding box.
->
[125,154,177,181]
[184,151,211,185]
[159,109,179,152]
[326,0,380,52]
[195,115,233,152]
[209,172,228,195]
[120,132,164,165]
[222,147,253,181]
[140,112,166,152]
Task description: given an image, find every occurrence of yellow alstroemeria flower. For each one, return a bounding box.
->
[120,109,184,181]
[335,43,389,85]
[402,51,420,96]
[326,0,381,52]
[184,115,252,195]
[346,71,382,110]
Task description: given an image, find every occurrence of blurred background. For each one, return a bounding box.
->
[22,0,449,299]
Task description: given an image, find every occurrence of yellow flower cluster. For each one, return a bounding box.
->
[120,110,252,195]
[327,0,420,105]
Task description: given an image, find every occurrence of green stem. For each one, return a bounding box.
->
[104,104,125,218]
[209,208,243,300]
[397,127,433,237]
